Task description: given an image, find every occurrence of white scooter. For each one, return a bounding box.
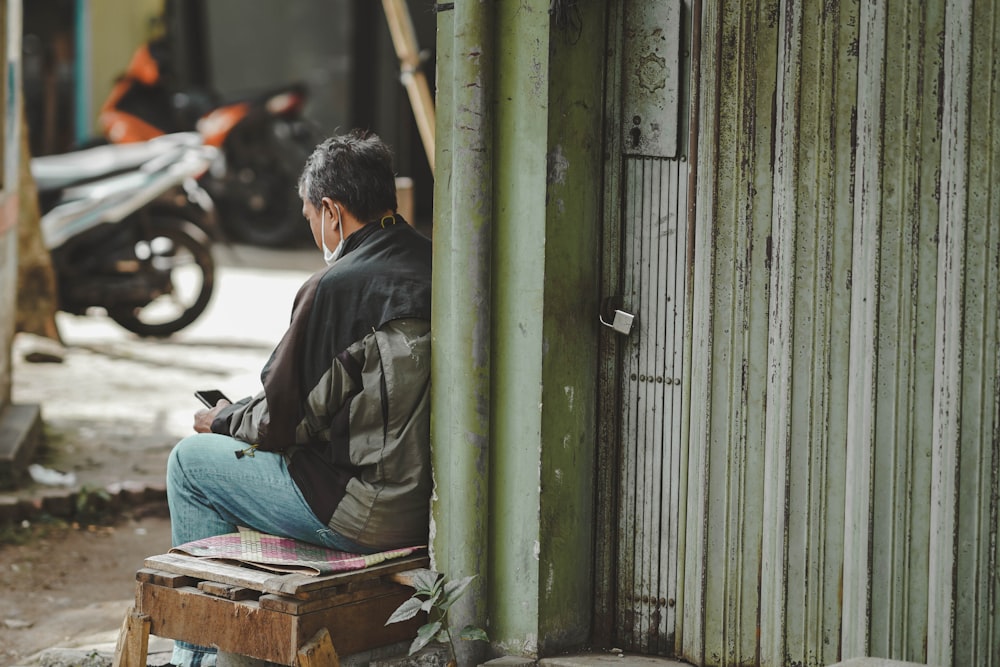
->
[31,133,221,337]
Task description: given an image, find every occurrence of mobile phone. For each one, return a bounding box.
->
[195,389,231,408]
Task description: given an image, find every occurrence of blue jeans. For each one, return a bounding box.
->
[166,433,374,667]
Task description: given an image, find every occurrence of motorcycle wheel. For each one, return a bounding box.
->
[109,216,215,337]
[215,117,316,247]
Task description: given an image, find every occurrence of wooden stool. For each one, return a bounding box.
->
[113,552,429,667]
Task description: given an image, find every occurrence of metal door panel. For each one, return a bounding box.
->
[615,155,688,654]
[597,0,692,656]
[623,0,682,158]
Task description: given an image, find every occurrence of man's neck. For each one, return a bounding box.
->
[342,209,395,239]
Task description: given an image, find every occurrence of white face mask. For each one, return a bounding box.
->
[321,206,345,266]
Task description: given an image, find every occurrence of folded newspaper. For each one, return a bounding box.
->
[170,529,423,576]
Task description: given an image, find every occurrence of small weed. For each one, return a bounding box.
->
[386,569,488,665]
[74,485,113,523]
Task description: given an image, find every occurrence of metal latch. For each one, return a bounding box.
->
[597,296,635,336]
[600,309,636,336]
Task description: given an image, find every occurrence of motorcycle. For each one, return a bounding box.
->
[31,132,220,338]
[97,37,319,247]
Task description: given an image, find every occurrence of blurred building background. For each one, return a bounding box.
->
[21,0,436,224]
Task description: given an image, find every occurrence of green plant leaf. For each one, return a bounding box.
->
[435,628,451,644]
[408,620,443,655]
[410,569,442,596]
[439,574,477,612]
[459,625,489,642]
[386,596,423,625]
[420,587,443,613]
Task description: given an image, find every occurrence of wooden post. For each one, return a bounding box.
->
[16,99,61,341]
[381,0,435,174]
[112,608,151,667]
[297,628,340,667]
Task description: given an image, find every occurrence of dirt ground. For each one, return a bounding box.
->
[0,508,173,667]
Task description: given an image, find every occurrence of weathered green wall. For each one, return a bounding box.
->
[683,1,999,666]
[489,0,548,655]
[682,0,778,661]
[431,0,606,660]
[537,2,606,655]
[430,3,494,665]
[434,0,997,665]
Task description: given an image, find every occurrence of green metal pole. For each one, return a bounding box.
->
[431,1,494,664]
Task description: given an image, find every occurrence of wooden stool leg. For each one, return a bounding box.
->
[296,628,339,667]
[112,607,151,667]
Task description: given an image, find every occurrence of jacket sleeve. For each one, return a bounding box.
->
[209,349,363,448]
[210,392,269,443]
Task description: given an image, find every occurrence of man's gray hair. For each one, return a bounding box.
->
[298,130,398,223]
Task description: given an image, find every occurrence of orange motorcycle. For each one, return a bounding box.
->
[99,38,319,246]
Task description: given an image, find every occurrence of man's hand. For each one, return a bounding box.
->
[194,399,231,433]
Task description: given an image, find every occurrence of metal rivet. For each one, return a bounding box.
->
[667,598,675,607]
[674,378,680,384]
[639,374,646,381]
[630,373,637,380]
[656,376,663,383]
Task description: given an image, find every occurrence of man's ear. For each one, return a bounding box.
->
[321,197,343,222]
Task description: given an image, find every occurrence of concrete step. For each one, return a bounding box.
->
[829,659,935,667]
[0,402,43,490]
[495,653,932,667]
[482,654,688,667]
[537,654,688,667]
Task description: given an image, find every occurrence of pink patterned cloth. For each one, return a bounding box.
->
[171,529,424,576]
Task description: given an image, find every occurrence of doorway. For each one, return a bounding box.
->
[595,0,696,656]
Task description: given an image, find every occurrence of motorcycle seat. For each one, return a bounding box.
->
[32,132,204,192]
